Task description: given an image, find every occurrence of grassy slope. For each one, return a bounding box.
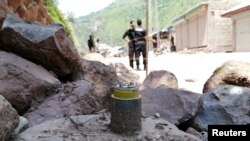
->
[44,0,83,52]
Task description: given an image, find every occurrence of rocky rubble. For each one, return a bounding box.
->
[25,80,112,126]
[0,95,19,141]
[203,60,250,93]
[0,13,82,77]
[192,85,250,131]
[0,51,60,114]
[15,114,200,141]
[141,87,201,126]
[112,63,140,84]
[1,1,250,141]
[140,70,178,91]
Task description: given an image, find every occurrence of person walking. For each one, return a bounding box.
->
[122,20,136,69]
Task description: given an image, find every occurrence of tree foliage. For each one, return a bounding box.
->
[44,0,83,52]
[73,0,205,49]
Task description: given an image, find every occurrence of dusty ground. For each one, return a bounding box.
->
[106,51,250,93]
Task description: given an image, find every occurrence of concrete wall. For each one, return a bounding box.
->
[233,11,250,52]
[189,16,198,48]
[176,24,182,51]
[207,1,238,52]
[175,5,208,50]
[174,1,238,52]
[176,21,188,51]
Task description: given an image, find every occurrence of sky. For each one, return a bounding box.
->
[58,0,115,18]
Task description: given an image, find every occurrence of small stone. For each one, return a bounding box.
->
[144,134,154,141]
[154,134,161,139]
[141,111,148,118]
[101,128,108,132]
[159,122,168,126]
[62,132,70,138]
[155,123,165,130]
[154,113,160,118]
[99,115,107,121]
[14,116,29,134]
[135,135,143,141]
[185,79,196,82]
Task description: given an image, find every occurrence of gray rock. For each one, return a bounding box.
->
[154,113,160,118]
[25,80,112,126]
[112,63,140,84]
[203,60,250,93]
[14,116,29,134]
[186,127,207,140]
[140,70,178,91]
[0,51,60,114]
[155,123,165,130]
[0,95,19,141]
[141,111,148,118]
[0,13,82,77]
[201,132,208,141]
[141,87,201,126]
[69,59,118,86]
[17,115,200,141]
[192,85,250,131]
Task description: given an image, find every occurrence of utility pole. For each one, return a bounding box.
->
[146,0,150,75]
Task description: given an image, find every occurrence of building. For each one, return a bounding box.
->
[173,1,238,52]
[222,1,250,52]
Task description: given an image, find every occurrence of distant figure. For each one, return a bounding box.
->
[122,20,136,69]
[170,36,176,52]
[96,39,100,53]
[152,34,158,53]
[88,35,95,53]
[134,19,147,71]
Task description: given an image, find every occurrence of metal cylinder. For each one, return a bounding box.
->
[110,86,141,134]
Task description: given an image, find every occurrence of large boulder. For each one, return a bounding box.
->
[203,61,250,93]
[25,80,112,126]
[112,63,140,84]
[0,13,82,77]
[0,51,60,114]
[16,115,200,141]
[0,95,19,141]
[141,87,201,126]
[69,59,118,86]
[140,70,178,91]
[83,53,106,63]
[192,85,250,131]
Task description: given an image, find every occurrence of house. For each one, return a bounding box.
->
[222,1,250,52]
[173,1,238,52]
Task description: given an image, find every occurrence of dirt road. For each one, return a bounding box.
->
[107,52,250,93]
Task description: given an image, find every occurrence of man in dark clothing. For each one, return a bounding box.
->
[122,20,136,69]
[88,35,95,53]
[134,19,147,71]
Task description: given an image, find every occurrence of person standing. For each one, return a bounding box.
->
[88,35,95,53]
[135,19,147,71]
[122,20,136,69]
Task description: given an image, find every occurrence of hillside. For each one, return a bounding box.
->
[73,0,206,50]
[44,0,82,52]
